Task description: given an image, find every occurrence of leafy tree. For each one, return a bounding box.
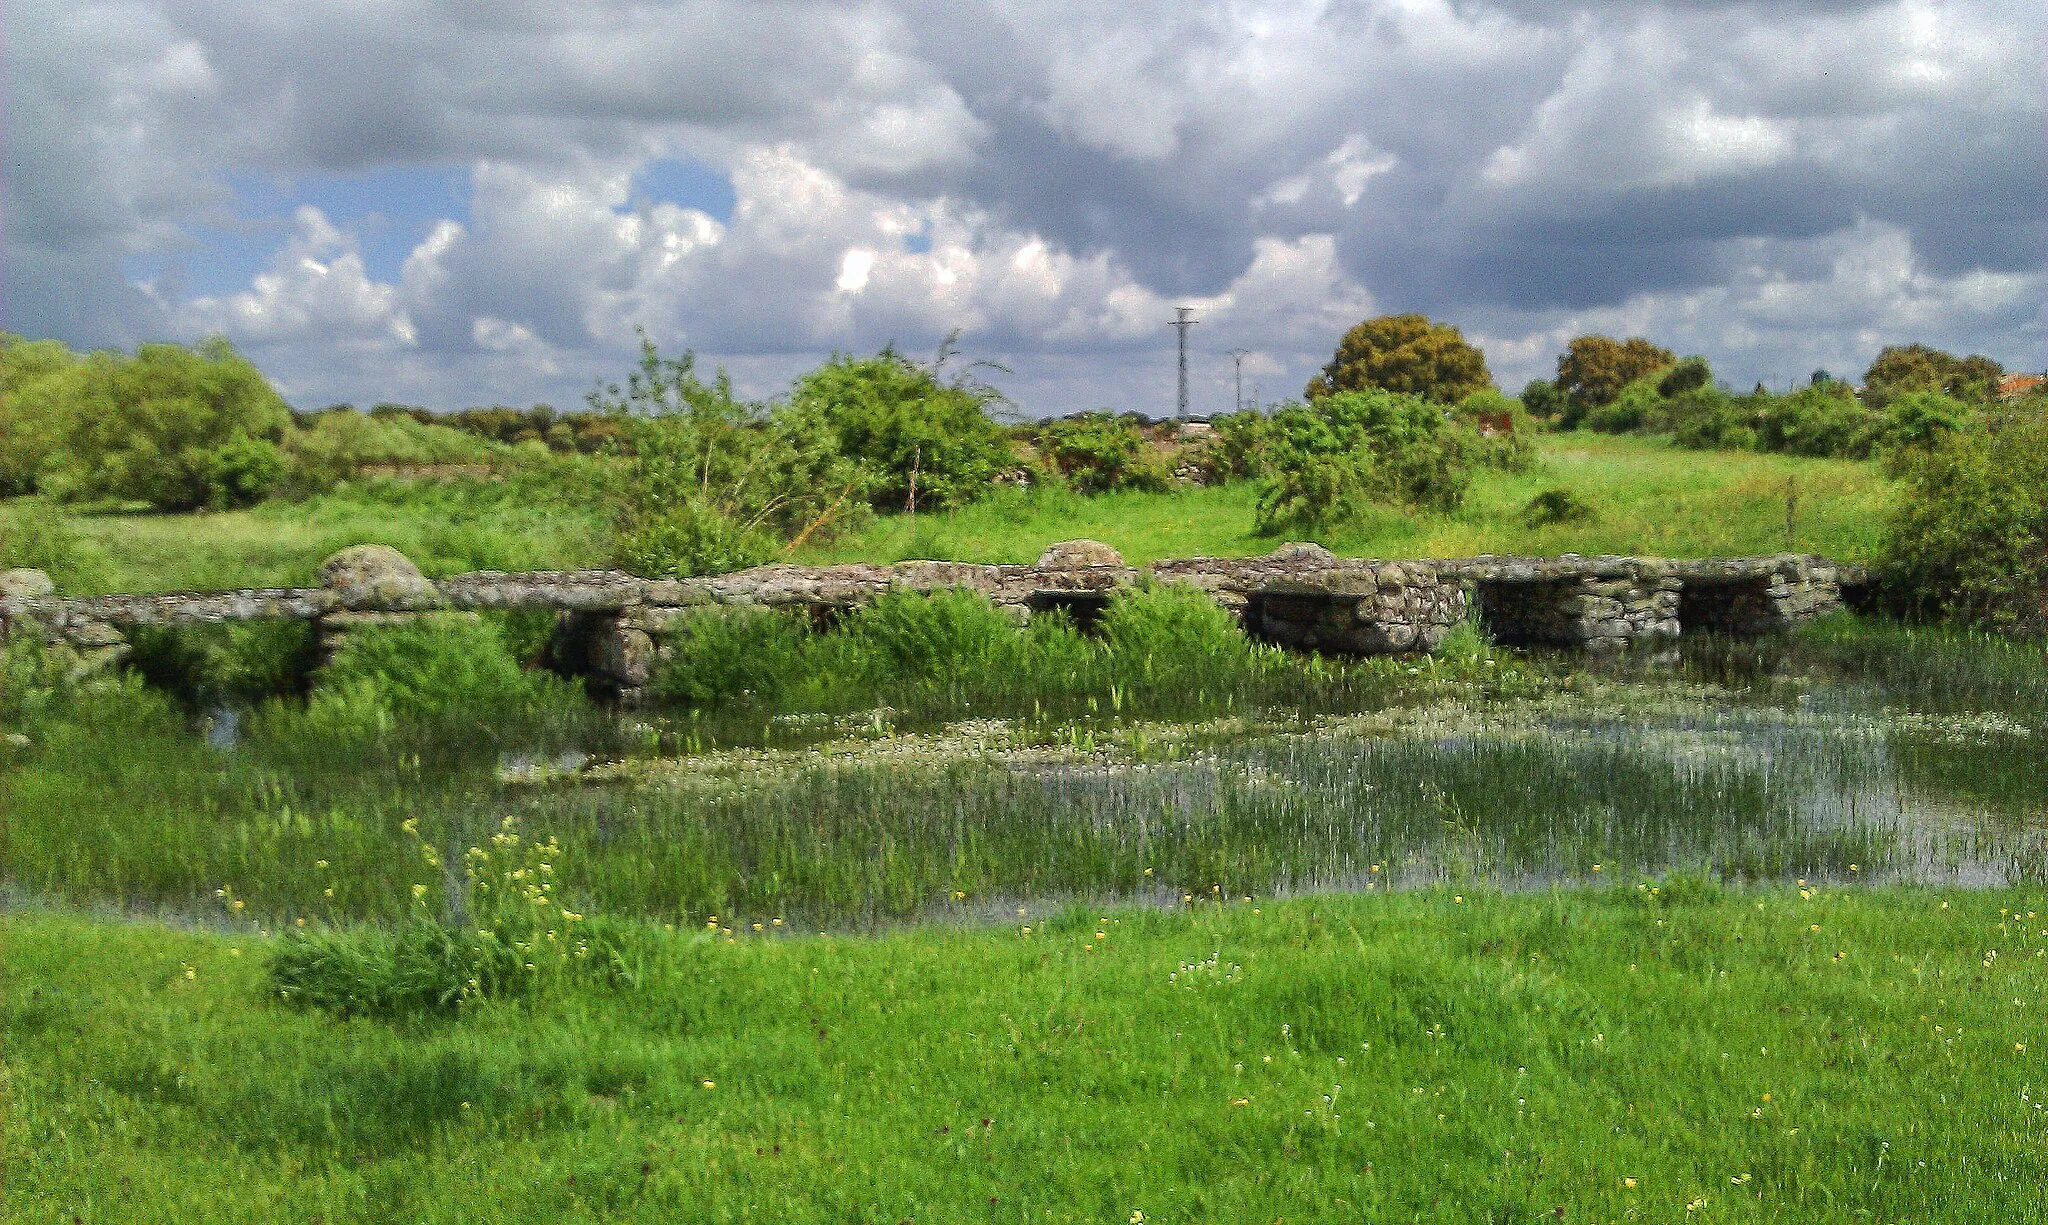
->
[1304,314,1493,405]
[1555,335,1674,425]
[47,337,292,510]
[1518,378,1566,424]
[1880,410,2048,631]
[1255,389,1474,534]
[592,335,867,578]
[792,340,1015,513]
[1657,356,1713,398]
[1862,344,2003,408]
[0,334,82,495]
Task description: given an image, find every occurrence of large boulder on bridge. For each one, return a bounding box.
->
[317,546,443,611]
[0,569,55,601]
[1035,540,1124,569]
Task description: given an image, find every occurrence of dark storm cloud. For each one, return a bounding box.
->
[3,0,2042,410]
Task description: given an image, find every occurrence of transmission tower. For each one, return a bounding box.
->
[1226,348,1251,413]
[1170,307,1199,421]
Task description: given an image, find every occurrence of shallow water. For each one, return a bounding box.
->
[81,627,2048,927]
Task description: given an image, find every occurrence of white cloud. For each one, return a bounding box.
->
[5,0,2042,412]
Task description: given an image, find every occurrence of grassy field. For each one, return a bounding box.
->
[808,432,1893,567]
[8,886,2046,1223]
[9,432,1891,594]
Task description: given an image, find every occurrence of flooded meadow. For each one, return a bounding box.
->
[7,615,2042,930]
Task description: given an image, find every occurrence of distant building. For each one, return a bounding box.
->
[1999,372,2045,400]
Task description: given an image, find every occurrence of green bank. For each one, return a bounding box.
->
[7,886,2046,1224]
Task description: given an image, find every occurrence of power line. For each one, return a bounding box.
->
[1169,307,1199,421]
[1226,348,1251,414]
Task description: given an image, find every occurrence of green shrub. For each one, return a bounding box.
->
[1451,390,1536,471]
[44,337,293,511]
[792,345,1015,513]
[1255,389,1474,533]
[1585,375,1667,434]
[1518,378,1566,425]
[1878,412,2048,631]
[203,435,289,508]
[1867,391,1975,458]
[1034,413,1170,494]
[1519,487,1597,527]
[1196,410,1279,482]
[1752,383,1877,458]
[598,336,867,578]
[315,615,542,720]
[1669,385,1752,451]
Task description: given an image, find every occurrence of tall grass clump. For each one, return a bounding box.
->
[650,584,1298,723]
[268,816,634,1018]
[314,614,547,721]
[1098,580,1273,692]
[652,604,814,705]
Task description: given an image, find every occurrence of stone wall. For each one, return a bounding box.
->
[0,543,1853,701]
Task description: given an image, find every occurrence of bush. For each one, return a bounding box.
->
[1752,383,1876,458]
[1556,335,1674,425]
[1451,390,1535,471]
[792,343,1016,513]
[1196,410,1279,482]
[1255,389,1474,534]
[1867,391,1975,458]
[1863,343,2003,408]
[1519,488,1597,527]
[598,336,868,578]
[1033,413,1171,494]
[1585,374,1669,435]
[203,435,289,508]
[1878,412,2048,632]
[44,337,294,511]
[1519,378,1566,425]
[1669,385,1752,451]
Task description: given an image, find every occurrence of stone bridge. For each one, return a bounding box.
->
[0,541,1852,703]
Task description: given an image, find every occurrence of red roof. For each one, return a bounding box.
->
[2000,372,2045,398]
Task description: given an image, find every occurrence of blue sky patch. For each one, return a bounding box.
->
[630,158,736,223]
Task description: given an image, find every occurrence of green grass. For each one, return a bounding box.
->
[4,433,1889,594]
[8,886,2047,1222]
[806,433,1893,566]
[14,469,610,594]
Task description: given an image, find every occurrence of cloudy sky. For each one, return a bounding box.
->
[6,0,2044,417]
